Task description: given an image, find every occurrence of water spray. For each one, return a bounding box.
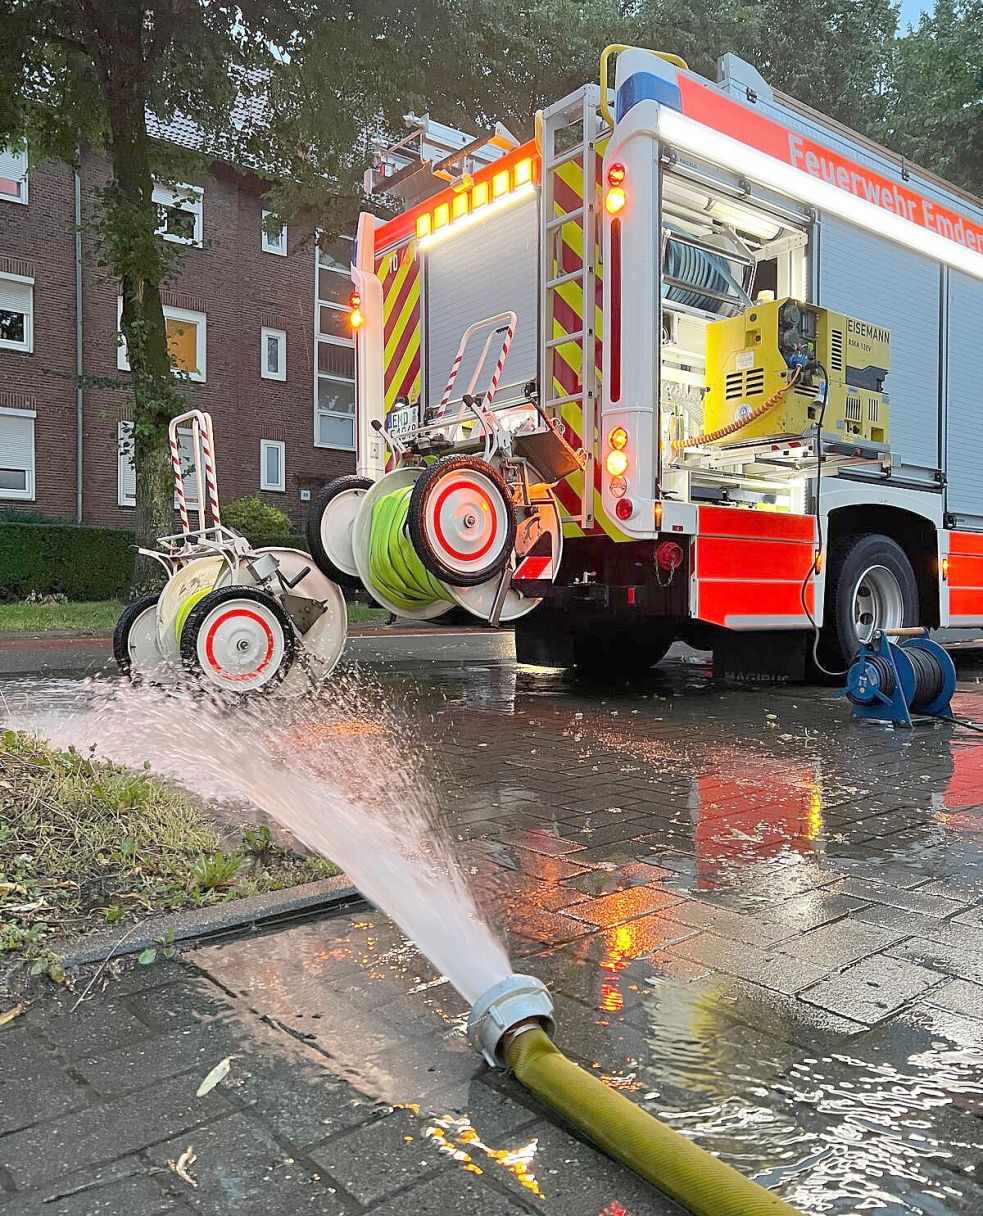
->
[468,975,804,1216]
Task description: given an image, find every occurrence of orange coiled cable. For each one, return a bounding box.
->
[669,365,803,453]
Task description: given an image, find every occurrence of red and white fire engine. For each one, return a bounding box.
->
[307,45,983,679]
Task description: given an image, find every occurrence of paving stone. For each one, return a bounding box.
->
[825,876,968,919]
[306,1111,448,1205]
[366,1169,530,1215]
[952,904,983,928]
[73,1020,244,1098]
[886,938,983,985]
[122,981,232,1032]
[666,901,785,946]
[0,1026,60,1081]
[0,1156,175,1216]
[153,1111,347,1214]
[0,1064,90,1135]
[40,1000,154,1062]
[0,1071,231,1189]
[565,887,682,927]
[923,977,983,1020]
[851,902,945,938]
[673,933,828,994]
[799,953,941,1023]
[776,919,904,969]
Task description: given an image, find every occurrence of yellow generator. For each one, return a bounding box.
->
[702,297,890,446]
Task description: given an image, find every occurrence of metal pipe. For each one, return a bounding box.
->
[74,151,83,523]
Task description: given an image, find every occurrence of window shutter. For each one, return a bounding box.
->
[0,412,33,466]
[0,277,31,314]
[117,421,136,507]
[0,145,26,183]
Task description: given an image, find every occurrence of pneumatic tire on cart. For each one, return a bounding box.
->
[180,586,297,694]
[573,628,674,681]
[822,532,919,669]
[306,475,374,589]
[113,593,163,679]
[408,455,517,587]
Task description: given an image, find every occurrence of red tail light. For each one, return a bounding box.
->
[615,498,634,521]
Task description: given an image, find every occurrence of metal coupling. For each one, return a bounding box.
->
[467,974,556,1068]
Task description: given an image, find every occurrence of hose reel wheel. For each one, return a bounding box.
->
[180,586,297,694]
[113,593,164,679]
[408,456,517,587]
[306,475,373,589]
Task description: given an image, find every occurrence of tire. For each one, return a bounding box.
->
[408,456,516,587]
[180,586,297,694]
[113,593,161,677]
[823,533,919,668]
[573,627,674,681]
[306,475,373,589]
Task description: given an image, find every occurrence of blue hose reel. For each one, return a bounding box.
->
[839,629,956,728]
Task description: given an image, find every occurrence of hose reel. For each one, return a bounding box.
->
[840,628,956,727]
[315,456,563,625]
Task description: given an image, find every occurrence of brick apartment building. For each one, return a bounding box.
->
[0,138,357,532]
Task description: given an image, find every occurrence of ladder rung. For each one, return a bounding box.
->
[546,145,585,172]
[547,268,584,290]
[546,330,585,348]
[545,392,584,409]
[547,207,585,231]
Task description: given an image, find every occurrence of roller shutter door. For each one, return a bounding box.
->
[818,214,941,470]
[424,198,538,406]
[945,270,983,521]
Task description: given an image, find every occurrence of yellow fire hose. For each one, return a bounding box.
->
[505,1026,802,1216]
[367,485,450,613]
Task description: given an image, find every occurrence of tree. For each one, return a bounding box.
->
[0,1,377,573]
[886,0,983,196]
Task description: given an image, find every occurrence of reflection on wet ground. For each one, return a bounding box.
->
[7,651,983,1214]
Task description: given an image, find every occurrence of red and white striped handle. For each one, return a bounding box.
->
[168,410,221,534]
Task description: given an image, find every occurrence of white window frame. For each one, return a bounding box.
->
[261,210,287,255]
[314,238,356,451]
[153,181,203,247]
[117,299,207,382]
[0,271,34,353]
[118,420,136,507]
[260,326,287,381]
[0,143,28,205]
[0,406,36,501]
[260,439,285,492]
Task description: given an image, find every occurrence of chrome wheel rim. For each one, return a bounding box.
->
[852,564,904,644]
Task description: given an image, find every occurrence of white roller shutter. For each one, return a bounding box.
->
[0,409,35,499]
[0,275,32,313]
[424,197,538,406]
[818,215,941,470]
[945,271,983,521]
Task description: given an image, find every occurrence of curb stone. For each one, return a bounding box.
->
[57,874,364,968]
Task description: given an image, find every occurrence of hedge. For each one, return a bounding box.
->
[0,523,135,603]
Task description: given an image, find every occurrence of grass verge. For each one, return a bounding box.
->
[0,730,338,980]
[0,600,122,633]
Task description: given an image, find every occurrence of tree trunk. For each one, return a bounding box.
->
[79,2,183,592]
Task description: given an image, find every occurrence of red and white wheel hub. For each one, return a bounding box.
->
[195,600,286,691]
[423,471,510,579]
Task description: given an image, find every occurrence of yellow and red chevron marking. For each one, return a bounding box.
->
[548,140,628,541]
[377,243,421,416]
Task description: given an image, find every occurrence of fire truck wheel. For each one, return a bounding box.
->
[306,475,373,589]
[180,587,296,695]
[408,456,516,587]
[824,532,919,667]
[113,593,163,678]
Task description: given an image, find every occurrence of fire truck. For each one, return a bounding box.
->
[307,45,983,679]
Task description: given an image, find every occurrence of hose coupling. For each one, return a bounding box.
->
[467,974,556,1067]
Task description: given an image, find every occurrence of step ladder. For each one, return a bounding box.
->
[539,85,608,530]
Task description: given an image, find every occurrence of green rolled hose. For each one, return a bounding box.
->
[505,1027,803,1216]
[368,485,450,613]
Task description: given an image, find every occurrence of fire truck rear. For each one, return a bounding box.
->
[307,46,983,680]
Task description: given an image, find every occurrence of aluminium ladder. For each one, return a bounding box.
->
[538,85,609,531]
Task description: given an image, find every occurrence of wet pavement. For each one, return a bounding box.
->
[3,646,983,1214]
